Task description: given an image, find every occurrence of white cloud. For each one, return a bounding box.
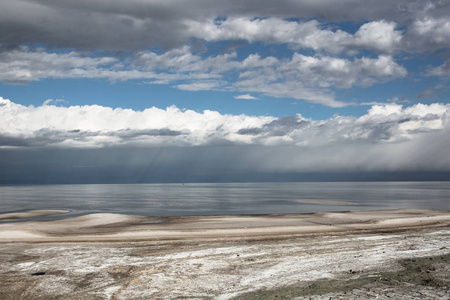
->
[3,96,450,173]
[233,54,406,107]
[43,99,67,106]
[235,94,258,100]
[186,17,403,54]
[133,46,239,74]
[1,97,448,149]
[278,54,407,88]
[0,97,275,147]
[408,17,450,51]
[175,81,223,91]
[0,47,407,107]
[427,60,450,77]
[0,47,158,84]
[234,79,344,107]
[353,20,403,52]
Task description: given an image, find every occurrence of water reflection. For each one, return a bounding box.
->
[0,182,449,220]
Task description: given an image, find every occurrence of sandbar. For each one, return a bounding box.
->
[298,199,356,205]
[0,209,69,220]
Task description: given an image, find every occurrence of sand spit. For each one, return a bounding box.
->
[0,210,69,220]
[298,200,356,205]
[0,209,449,299]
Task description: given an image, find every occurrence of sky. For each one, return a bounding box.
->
[1,0,450,183]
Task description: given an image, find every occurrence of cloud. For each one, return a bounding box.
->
[427,60,450,77]
[1,96,450,183]
[0,97,275,147]
[233,54,406,107]
[0,47,406,107]
[187,18,403,54]
[1,0,448,51]
[407,17,450,52]
[1,96,448,149]
[417,85,446,99]
[0,46,163,84]
[235,94,258,100]
[277,54,407,88]
[353,20,403,53]
[0,1,447,110]
[43,99,67,106]
[175,80,224,91]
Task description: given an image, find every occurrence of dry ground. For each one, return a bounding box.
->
[0,209,449,299]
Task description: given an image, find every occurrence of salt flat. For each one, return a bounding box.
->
[0,209,449,299]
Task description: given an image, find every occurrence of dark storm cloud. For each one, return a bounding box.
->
[1,140,450,184]
[1,0,449,51]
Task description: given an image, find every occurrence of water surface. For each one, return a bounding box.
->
[0,182,449,221]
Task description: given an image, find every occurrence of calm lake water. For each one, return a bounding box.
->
[0,182,449,221]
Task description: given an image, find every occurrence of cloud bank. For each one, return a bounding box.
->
[1,97,450,181]
[1,0,449,51]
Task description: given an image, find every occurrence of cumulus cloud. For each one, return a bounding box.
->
[0,97,275,147]
[1,96,448,149]
[353,20,403,53]
[187,18,403,54]
[407,17,450,52]
[1,96,450,180]
[277,54,407,88]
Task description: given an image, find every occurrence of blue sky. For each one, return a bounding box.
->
[1,0,450,183]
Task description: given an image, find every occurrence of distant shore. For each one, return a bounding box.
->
[0,209,449,299]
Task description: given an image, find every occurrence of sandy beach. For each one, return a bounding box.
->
[0,209,449,299]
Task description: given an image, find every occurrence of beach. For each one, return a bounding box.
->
[0,209,449,299]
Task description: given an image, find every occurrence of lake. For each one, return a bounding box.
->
[1,182,449,221]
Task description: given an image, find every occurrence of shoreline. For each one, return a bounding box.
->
[1,209,449,299]
[0,208,449,243]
